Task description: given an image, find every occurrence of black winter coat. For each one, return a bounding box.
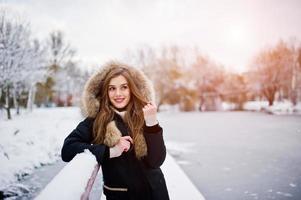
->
[61,113,169,200]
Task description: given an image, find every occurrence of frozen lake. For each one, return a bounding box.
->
[160,111,301,200]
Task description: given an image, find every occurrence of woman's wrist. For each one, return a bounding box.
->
[109,146,119,158]
[145,115,158,126]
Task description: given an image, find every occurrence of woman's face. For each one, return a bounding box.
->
[108,75,131,109]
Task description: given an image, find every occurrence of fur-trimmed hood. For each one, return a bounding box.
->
[81,61,155,158]
[82,61,155,118]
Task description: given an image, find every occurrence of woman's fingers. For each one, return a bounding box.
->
[144,102,154,108]
[142,102,158,126]
[122,142,130,152]
[122,136,133,144]
[143,103,157,113]
[119,136,132,152]
[111,136,133,158]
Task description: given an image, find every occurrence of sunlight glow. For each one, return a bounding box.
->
[226,26,249,47]
[221,24,253,72]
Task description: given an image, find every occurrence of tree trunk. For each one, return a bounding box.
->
[263,87,276,106]
[27,85,32,111]
[268,98,274,106]
[6,87,12,120]
[267,90,275,106]
[291,90,297,106]
[291,61,297,106]
[12,88,20,115]
[27,84,36,112]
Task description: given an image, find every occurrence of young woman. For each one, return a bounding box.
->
[61,61,169,200]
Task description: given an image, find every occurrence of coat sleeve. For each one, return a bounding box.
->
[61,117,109,165]
[142,123,166,169]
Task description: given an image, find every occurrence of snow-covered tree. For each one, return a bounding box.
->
[0,9,46,119]
[25,40,47,111]
[0,11,30,118]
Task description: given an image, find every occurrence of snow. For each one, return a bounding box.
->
[0,107,82,191]
[159,100,301,114]
[162,154,205,200]
[35,150,98,200]
[243,100,301,115]
[0,101,299,198]
[35,151,205,200]
[0,107,205,199]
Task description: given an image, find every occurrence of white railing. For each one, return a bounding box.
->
[36,151,205,200]
[80,164,100,200]
[35,151,100,200]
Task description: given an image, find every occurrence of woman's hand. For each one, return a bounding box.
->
[143,102,158,126]
[110,136,133,158]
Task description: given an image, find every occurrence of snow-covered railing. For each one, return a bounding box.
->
[35,151,99,200]
[35,151,206,200]
[163,154,205,200]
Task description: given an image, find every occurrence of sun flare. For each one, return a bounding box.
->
[226,26,248,46]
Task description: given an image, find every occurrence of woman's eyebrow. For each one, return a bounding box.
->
[108,83,128,87]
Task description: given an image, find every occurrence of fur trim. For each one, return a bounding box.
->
[103,120,148,158]
[104,121,122,147]
[82,61,155,118]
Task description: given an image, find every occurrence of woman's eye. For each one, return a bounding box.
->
[109,87,115,91]
[121,85,128,90]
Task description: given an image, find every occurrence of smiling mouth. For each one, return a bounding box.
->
[114,98,125,103]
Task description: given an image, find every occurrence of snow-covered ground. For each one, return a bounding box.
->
[243,100,301,115]
[0,107,205,199]
[159,100,301,114]
[0,107,82,196]
[0,100,300,198]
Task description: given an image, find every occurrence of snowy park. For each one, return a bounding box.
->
[1,104,301,199]
[1,1,301,200]
[0,107,206,199]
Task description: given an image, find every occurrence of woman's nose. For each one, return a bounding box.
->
[116,89,121,96]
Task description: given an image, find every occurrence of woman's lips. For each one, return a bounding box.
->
[114,98,125,103]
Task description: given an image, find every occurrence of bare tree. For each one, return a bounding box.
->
[221,73,247,110]
[250,40,296,106]
[190,53,225,111]
[124,45,184,109]
[45,30,76,106]
[143,46,185,110]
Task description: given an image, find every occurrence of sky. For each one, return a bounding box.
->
[1,0,301,72]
